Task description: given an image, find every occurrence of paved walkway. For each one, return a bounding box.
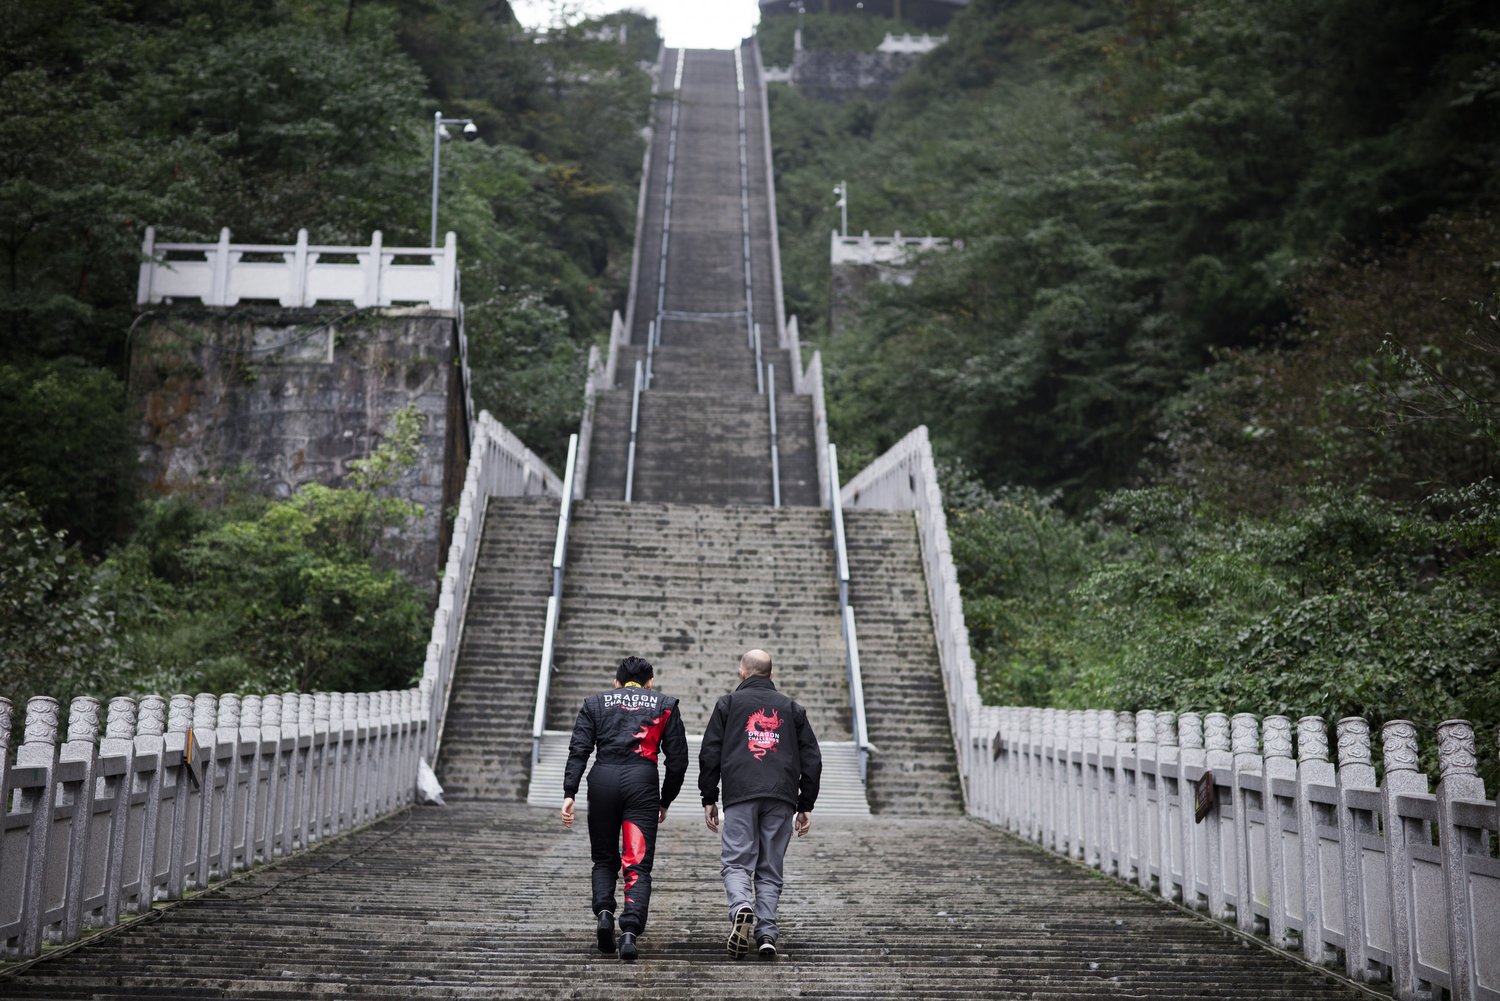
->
[5,802,1368,1000]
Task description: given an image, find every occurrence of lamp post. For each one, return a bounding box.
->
[430,111,477,247]
[833,179,848,238]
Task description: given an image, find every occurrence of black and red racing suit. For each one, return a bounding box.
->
[564,684,688,935]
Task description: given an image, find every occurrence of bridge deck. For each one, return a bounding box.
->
[4,803,1365,999]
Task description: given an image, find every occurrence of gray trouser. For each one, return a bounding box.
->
[720,798,796,941]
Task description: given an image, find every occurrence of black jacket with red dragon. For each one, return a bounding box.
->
[563,686,689,806]
[698,676,822,813]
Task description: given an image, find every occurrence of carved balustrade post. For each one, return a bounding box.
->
[128,695,166,915]
[192,693,220,887]
[1135,710,1159,893]
[261,693,286,864]
[1066,710,1085,859]
[1098,709,1120,876]
[1082,710,1102,868]
[1378,720,1426,998]
[238,695,265,869]
[1261,715,1296,948]
[99,697,136,926]
[1203,713,1233,920]
[1335,717,1379,982]
[58,697,101,942]
[1435,720,1486,1001]
[1229,713,1262,932]
[15,697,60,956]
[278,693,302,854]
[311,693,331,842]
[1155,711,1180,902]
[162,694,196,900]
[295,693,316,846]
[1116,711,1138,883]
[1295,717,1336,965]
[1177,713,1205,909]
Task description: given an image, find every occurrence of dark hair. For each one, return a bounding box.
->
[616,655,654,684]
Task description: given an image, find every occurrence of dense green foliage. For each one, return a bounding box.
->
[1,0,658,711]
[765,1,1500,769]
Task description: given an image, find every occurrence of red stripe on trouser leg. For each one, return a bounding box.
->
[621,821,647,900]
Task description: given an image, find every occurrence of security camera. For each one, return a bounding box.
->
[462,122,479,141]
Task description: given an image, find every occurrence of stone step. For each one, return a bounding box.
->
[0,802,1372,999]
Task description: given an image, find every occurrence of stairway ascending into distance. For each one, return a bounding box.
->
[0,43,1374,1000]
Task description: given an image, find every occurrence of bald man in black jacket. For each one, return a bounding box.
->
[699,649,821,959]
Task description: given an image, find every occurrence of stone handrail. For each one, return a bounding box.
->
[978,709,1498,1001]
[842,424,1498,1000]
[1,410,559,961]
[137,228,459,311]
[830,230,957,268]
[876,33,948,55]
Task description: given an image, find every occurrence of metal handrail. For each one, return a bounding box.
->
[625,360,643,502]
[768,364,781,507]
[645,320,656,389]
[532,433,579,766]
[827,442,872,778]
[754,323,765,395]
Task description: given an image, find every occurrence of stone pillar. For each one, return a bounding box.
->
[58,697,101,941]
[100,697,136,926]
[1204,712,1232,920]
[1295,716,1336,964]
[163,694,196,900]
[129,695,166,914]
[1335,717,1378,981]
[1435,720,1486,1001]
[1082,709,1101,868]
[311,693,332,842]
[1378,719,1426,995]
[191,693,218,887]
[1115,711,1137,883]
[1135,710,1159,893]
[1177,712,1205,909]
[1155,711,1179,902]
[1260,715,1296,947]
[238,695,264,869]
[17,697,61,956]
[260,694,284,862]
[1229,713,1261,932]
[213,694,241,875]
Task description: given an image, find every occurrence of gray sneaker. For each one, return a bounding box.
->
[726,906,755,959]
[757,935,777,960]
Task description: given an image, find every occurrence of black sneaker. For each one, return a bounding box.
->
[619,932,639,963]
[596,910,615,954]
[727,906,755,959]
[757,935,777,960]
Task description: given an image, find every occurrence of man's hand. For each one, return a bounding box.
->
[659,804,669,824]
[704,803,719,833]
[561,797,576,828]
[794,811,811,837]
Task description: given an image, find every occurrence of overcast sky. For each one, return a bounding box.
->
[512,0,762,49]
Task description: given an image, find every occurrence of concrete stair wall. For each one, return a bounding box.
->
[435,497,558,802]
[844,509,965,815]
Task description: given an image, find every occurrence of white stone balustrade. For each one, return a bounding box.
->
[843,424,1499,1001]
[136,227,459,311]
[876,32,948,55]
[830,229,957,267]
[1,411,560,961]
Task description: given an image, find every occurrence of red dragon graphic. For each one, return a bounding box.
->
[745,708,782,761]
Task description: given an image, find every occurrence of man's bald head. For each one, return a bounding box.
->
[740,649,773,678]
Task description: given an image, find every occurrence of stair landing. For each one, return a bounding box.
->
[1,802,1371,1000]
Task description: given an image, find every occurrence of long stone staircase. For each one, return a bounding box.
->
[0,41,1377,1000]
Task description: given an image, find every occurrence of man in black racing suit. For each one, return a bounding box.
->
[560,655,688,963]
